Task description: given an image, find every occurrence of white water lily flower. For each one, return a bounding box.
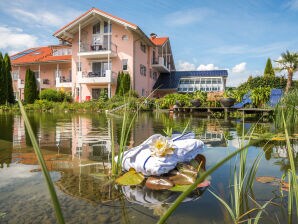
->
[150,136,174,157]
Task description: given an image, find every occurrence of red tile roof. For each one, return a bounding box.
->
[54,7,138,36]
[150,37,168,46]
[11,46,71,65]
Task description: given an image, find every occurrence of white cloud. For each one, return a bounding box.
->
[164,8,213,26]
[0,26,38,53]
[177,60,196,70]
[0,0,81,28]
[7,8,81,28]
[197,64,219,70]
[232,62,246,73]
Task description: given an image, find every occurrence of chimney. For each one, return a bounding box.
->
[150,33,157,39]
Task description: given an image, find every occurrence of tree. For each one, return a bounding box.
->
[123,73,131,94]
[263,58,275,78]
[115,71,122,95]
[4,53,14,103]
[24,69,38,103]
[0,53,8,104]
[275,50,298,93]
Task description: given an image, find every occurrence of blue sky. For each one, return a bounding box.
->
[0,0,297,86]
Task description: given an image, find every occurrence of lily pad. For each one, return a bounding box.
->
[115,169,144,186]
[145,177,174,190]
[256,176,280,184]
[169,180,211,192]
[169,170,195,185]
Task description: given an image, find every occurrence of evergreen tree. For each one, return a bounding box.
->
[115,71,122,95]
[4,54,14,103]
[24,69,38,103]
[263,58,275,78]
[123,73,131,94]
[0,52,8,105]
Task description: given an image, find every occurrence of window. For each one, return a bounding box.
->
[140,64,146,76]
[76,62,82,72]
[93,23,101,34]
[12,70,19,80]
[104,21,112,33]
[122,35,128,41]
[153,72,157,80]
[140,42,146,53]
[53,48,72,56]
[91,61,111,77]
[122,59,128,71]
[142,88,145,96]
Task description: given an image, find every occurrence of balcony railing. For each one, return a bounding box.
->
[77,70,114,84]
[56,75,72,88]
[79,34,117,56]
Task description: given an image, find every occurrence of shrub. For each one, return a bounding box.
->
[238,76,287,91]
[251,87,271,107]
[40,89,72,102]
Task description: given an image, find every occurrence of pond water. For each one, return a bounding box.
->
[0,112,297,224]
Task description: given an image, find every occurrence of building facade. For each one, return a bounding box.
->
[10,7,227,101]
[11,8,175,101]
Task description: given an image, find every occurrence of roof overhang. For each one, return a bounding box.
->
[12,60,71,66]
[54,8,138,43]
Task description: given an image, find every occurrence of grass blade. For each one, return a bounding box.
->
[157,140,262,224]
[17,100,65,224]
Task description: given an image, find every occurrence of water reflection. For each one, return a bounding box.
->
[1,112,297,223]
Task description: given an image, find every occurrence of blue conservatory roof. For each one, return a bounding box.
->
[153,70,228,90]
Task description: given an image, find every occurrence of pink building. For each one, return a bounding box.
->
[11,7,175,101]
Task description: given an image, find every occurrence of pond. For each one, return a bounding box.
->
[0,112,297,223]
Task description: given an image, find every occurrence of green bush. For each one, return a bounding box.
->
[40,89,72,102]
[238,76,286,91]
[251,87,271,107]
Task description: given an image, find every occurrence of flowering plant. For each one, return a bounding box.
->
[150,136,174,157]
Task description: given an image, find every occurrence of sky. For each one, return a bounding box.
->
[0,0,297,86]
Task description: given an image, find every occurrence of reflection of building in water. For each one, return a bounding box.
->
[272,145,298,158]
[69,116,112,162]
[12,115,26,149]
[12,115,113,163]
[198,122,226,147]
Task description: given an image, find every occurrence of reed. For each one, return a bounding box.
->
[17,100,65,223]
[157,139,263,224]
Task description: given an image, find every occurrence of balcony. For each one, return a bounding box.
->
[78,34,117,59]
[56,76,72,88]
[77,70,113,84]
[17,79,24,89]
[152,57,170,73]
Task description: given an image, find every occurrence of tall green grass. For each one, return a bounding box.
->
[17,100,65,223]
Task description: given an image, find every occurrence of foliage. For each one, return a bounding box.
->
[0,53,7,105]
[116,71,131,96]
[251,87,271,107]
[223,88,235,98]
[275,89,298,134]
[4,54,14,104]
[275,50,298,93]
[263,58,275,78]
[156,93,192,109]
[238,76,287,91]
[40,89,72,102]
[24,69,38,104]
[192,90,207,102]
